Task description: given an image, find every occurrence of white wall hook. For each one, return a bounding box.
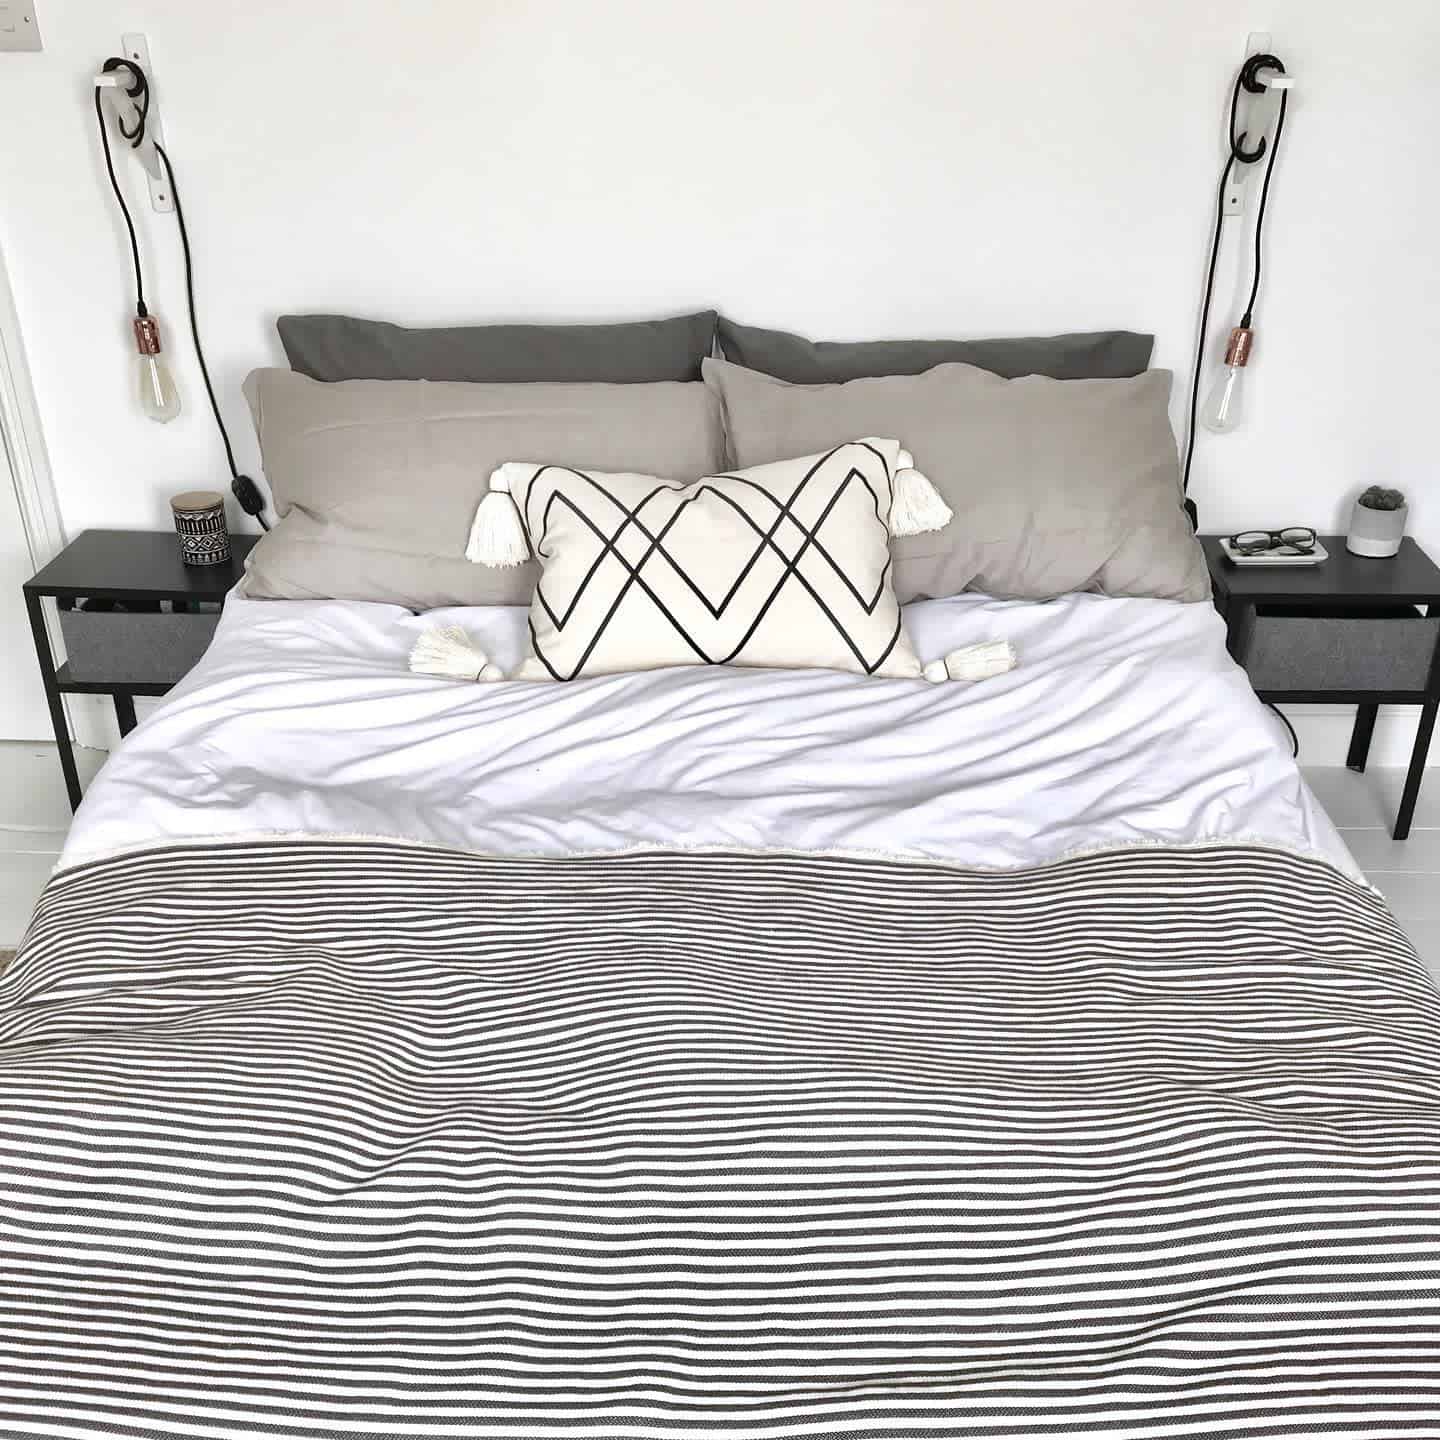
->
[110,33,172,213]
[96,77,162,185]
[1223,31,1283,217]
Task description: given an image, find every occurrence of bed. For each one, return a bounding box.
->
[4,583,1438,1439]
[7,317,1440,1436]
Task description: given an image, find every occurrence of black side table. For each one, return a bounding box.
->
[1203,534,1440,839]
[24,529,257,811]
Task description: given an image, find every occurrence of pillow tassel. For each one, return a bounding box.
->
[466,468,531,568]
[922,640,1016,684]
[888,461,953,539]
[410,626,505,682]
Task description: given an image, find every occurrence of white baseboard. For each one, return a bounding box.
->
[1286,705,1432,768]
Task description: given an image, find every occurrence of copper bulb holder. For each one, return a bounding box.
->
[1223,326,1254,367]
[133,314,163,356]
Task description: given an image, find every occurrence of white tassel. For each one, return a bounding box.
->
[922,640,1016,684]
[887,463,952,538]
[465,467,531,568]
[409,626,505,682]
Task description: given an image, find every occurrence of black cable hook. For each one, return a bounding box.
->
[1231,54,1286,163]
[1241,53,1287,93]
[1232,132,1267,165]
[100,56,149,147]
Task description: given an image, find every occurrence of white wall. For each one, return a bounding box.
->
[1,1,1437,758]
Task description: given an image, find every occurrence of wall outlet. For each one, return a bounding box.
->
[0,3,42,52]
[1223,30,1273,217]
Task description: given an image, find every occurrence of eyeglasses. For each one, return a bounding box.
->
[1228,527,1318,556]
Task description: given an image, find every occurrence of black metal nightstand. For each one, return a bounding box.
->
[24,529,257,812]
[1202,534,1440,839]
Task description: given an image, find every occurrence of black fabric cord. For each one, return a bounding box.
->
[94,56,270,529]
[152,140,270,529]
[1240,86,1289,328]
[93,85,146,316]
[1182,152,1234,496]
[1267,702,1300,759]
[1182,57,1289,495]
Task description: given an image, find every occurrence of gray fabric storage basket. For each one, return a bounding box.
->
[59,610,220,685]
[1236,604,1439,692]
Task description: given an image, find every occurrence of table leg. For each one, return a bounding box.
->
[1222,598,1250,663]
[1394,699,1438,841]
[113,692,137,738]
[23,591,82,812]
[1347,703,1379,773]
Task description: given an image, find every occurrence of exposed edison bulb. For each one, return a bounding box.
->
[133,313,181,423]
[1202,364,1245,434]
[1200,326,1252,435]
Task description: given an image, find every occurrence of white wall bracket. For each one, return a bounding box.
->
[118,33,173,213]
[1223,31,1272,219]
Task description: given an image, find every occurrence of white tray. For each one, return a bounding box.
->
[1219,537,1329,567]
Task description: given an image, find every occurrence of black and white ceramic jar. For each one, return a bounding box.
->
[170,490,231,567]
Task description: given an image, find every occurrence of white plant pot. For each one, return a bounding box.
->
[1346,501,1408,558]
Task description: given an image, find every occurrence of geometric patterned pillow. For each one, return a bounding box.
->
[478,440,933,681]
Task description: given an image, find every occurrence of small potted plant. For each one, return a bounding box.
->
[1346,485,1408,558]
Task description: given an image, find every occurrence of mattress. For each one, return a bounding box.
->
[7,589,1437,1440]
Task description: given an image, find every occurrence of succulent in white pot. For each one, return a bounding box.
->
[1346,485,1408,558]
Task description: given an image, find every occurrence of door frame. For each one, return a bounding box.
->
[0,235,72,738]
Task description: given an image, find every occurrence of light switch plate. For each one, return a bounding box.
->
[0,3,42,52]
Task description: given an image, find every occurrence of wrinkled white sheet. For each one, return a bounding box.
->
[60,590,1359,881]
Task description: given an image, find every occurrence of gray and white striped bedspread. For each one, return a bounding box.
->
[3,839,1439,1438]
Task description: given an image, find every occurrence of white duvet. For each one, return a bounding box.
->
[60,589,1357,880]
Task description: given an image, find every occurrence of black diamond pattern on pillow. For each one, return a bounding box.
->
[517,445,906,681]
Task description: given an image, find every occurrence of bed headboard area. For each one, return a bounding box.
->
[1,4,1428,570]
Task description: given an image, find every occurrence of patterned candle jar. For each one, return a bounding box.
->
[170,491,231,567]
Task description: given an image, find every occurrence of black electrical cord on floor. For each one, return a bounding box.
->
[153,141,269,529]
[1182,55,1288,495]
[1267,702,1300,759]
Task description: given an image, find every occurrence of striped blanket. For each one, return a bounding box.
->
[2,839,1438,1439]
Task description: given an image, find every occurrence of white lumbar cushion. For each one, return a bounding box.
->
[472,440,941,682]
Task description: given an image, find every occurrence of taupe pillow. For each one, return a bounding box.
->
[717,318,1154,384]
[278,310,718,384]
[703,358,1209,605]
[242,370,726,609]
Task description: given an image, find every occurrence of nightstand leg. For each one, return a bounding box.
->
[113,693,137,737]
[1347,704,1379,773]
[23,591,82,812]
[1222,599,1251,661]
[1394,700,1438,841]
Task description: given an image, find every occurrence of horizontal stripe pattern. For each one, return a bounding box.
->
[1,839,1438,1439]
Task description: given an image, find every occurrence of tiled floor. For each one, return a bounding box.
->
[1299,766,1439,977]
[0,743,1435,975]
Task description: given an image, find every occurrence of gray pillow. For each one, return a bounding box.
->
[703,357,1209,606]
[278,310,718,384]
[717,317,1153,384]
[242,370,726,609]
